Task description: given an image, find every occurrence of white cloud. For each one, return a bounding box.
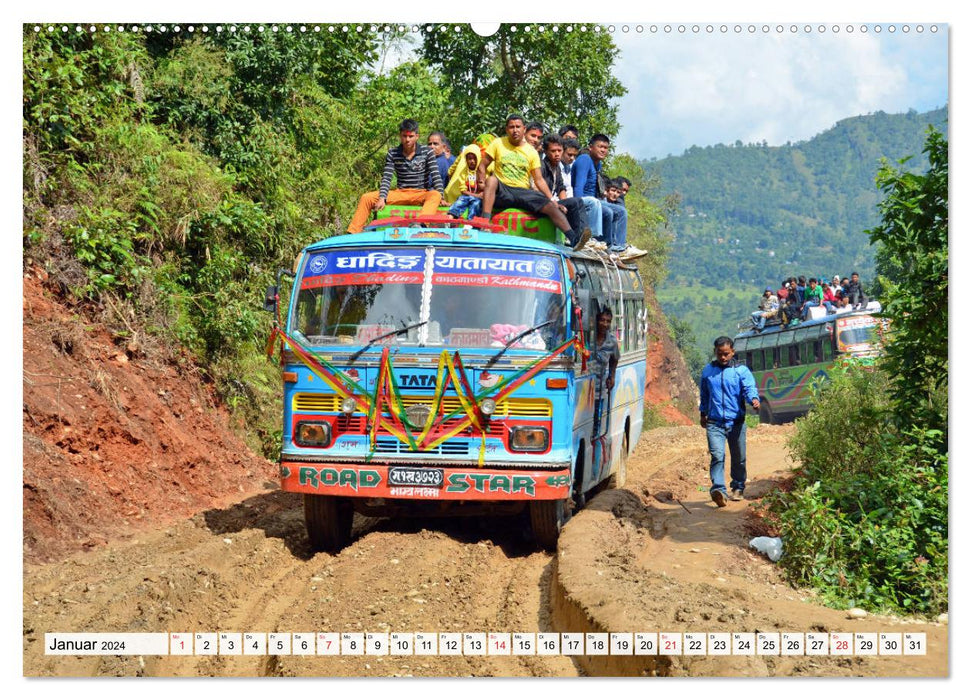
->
[613,29,947,159]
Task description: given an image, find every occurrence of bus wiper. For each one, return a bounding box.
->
[484,320,556,369]
[348,320,428,364]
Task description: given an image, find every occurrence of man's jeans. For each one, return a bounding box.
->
[707,419,747,495]
[580,197,602,238]
[601,200,628,251]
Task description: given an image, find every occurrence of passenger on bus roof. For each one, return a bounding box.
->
[446,147,484,220]
[537,133,591,250]
[751,287,779,331]
[426,131,455,190]
[347,118,444,233]
[524,121,545,150]
[845,272,868,309]
[478,114,582,247]
[559,137,581,199]
[571,134,628,257]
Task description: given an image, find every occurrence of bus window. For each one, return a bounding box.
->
[772,347,781,368]
[742,352,752,369]
[788,344,801,366]
[813,340,823,363]
[822,338,834,361]
[753,350,765,371]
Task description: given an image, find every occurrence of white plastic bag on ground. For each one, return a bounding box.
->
[749,536,783,562]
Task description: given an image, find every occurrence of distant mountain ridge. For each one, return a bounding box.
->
[647,106,947,360]
[646,106,947,288]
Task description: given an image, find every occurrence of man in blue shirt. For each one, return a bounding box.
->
[699,337,761,506]
[570,134,643,261]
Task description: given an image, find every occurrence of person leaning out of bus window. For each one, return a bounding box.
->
[347,118,444,233]
[699,337,760,507]
[594,306,620,394]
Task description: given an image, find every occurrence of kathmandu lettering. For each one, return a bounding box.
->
[298,467,381,491]
[446,473,536,496]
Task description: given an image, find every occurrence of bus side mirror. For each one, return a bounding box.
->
[263,285,279,313]
[576,288,596,336]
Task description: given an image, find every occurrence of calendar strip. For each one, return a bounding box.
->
[43,631,928,656]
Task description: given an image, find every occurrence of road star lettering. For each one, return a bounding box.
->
[446,473,536,496]
[299,467,381,491]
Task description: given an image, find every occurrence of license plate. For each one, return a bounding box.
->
[388,466,445,488]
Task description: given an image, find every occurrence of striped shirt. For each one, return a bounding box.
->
[379,144,444,199]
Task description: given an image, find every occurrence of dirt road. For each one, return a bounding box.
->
[23,424,947,677]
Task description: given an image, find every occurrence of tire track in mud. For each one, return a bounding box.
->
[24,492,578,677]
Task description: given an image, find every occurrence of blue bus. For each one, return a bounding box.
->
[265,213,648,551]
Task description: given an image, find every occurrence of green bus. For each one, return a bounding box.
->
[733,309,885,424]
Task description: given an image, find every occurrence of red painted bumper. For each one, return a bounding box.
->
[280,462,571,501]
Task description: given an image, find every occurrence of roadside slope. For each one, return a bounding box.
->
[23,271,276,563]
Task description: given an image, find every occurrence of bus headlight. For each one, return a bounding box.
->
[295,421,332,447]
[480,398,496,416]
[341,396,357,414]
[510,426,549,452]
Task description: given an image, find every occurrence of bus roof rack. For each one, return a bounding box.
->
[365,214,508,233]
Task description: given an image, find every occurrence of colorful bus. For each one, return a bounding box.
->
[265,211,648,551]
[733,309,886,424]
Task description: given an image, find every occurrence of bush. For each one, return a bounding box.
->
[767,366,948,615]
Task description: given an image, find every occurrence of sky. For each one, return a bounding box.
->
[611,24,949,160]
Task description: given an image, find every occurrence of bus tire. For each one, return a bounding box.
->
[606,432,629,489]
[759,401,775,425]
[530,499,570,551]
[304,494,353,553]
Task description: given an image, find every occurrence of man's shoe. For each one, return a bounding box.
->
[619,244,649,261]
[588,239,608,251]
[729,489,743,501]
[711,490,727,507]
[573,228,592,250]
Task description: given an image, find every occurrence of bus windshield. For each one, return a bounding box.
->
[291,246,566,349]
[836,315,881,355]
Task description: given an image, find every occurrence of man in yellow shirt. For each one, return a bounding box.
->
[477,114,589,250]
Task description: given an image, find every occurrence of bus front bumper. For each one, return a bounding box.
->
[280,462,572,501]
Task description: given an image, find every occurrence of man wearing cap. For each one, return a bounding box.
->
[751,287,779,331]
[348,118,444,233]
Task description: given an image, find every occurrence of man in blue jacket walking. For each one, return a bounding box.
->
[699,337,761,507]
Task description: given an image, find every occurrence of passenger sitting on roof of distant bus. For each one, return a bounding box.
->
[446,148,484,220]
[538,134,590,250]
[823,280,839,307]
[751,287,779,331]
[845,272,868,309]
[801,278,836,319]
[347,118,444,233]
[478,114,581,245]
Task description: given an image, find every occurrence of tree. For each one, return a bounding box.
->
[868,127,948,432]
[418,24,625,146]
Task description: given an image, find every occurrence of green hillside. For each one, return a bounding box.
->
[647,107,947,358]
